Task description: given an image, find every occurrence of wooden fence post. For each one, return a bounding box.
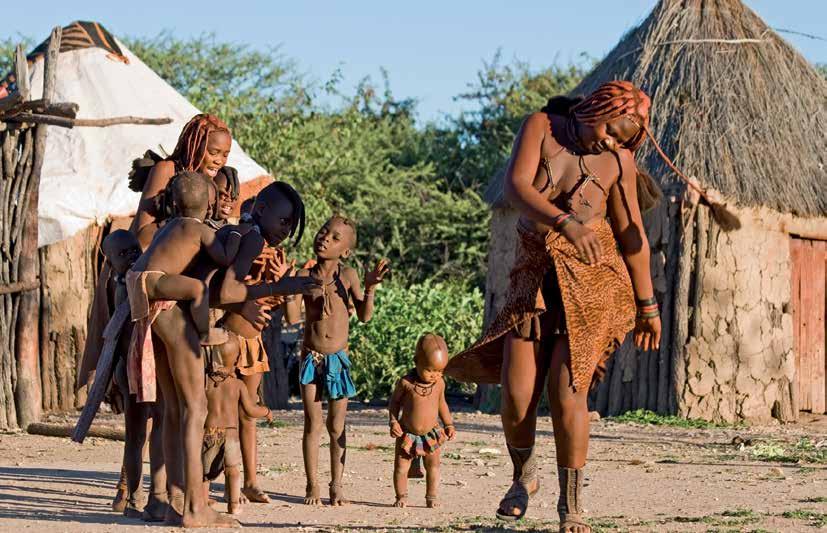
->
[15,26,61,428]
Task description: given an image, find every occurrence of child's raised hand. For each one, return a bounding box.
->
[365,258,390,288]
[445,424,457,440]
[389,420,403,438]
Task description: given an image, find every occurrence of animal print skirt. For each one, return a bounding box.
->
[446,219,634,391]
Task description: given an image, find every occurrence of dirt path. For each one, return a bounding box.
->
[0,406,825,532]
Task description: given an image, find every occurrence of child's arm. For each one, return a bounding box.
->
[350,259,390,322]
[201,224,242,267]
[238,381,272,422]
[282,268,307,326]
[388,378,405,438]
[438,381,456,440]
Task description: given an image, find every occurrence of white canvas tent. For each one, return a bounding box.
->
[27,32,269,247]
[5,22,273,417]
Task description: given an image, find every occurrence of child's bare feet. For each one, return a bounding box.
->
[228,499,243,515]
[328,482,349,506]
[393,494,407,508]
[304,482,321,505]
[426,496,440,508]
[242,485,270,503]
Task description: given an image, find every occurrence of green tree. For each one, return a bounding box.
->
[421,52,592,195]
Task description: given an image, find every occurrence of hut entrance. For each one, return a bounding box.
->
[791,237,826,414]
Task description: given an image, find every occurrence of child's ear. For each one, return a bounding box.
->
[342,248,352,259]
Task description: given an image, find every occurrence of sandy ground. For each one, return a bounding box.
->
[0,404,825,533]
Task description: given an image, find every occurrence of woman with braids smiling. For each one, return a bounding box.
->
[130,114,233,247]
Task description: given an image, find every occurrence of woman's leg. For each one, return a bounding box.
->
[497,332,549,519]
[547,335,591,533]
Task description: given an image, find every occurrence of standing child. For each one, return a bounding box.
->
[203,341,273,515]
[284,216,389,506]
[388,334,456,508]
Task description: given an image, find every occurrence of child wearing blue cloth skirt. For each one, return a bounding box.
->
[285,216,390,506]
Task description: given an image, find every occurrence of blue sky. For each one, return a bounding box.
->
[4,1,825,122]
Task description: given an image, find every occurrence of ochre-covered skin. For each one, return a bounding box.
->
[451,82,662,532]
[388,334,456,508]
[284,216,389,507]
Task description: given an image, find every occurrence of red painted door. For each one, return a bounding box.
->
[791,238,826,413]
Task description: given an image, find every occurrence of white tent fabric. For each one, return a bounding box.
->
[28,40,269,247]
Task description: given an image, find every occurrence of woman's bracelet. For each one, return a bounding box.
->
[635,296,657,306]
[552,212,577,231]
[443,423,455,429]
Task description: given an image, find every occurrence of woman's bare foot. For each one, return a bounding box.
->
[242,485,270,503]
[304,482,321,505]
[426,496,440,508]
[328,482,349,506]
[393,494,407,508]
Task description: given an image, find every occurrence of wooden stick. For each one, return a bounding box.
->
[71,301,130,443]
[14,45,30,102]
[9,100,78,118]
[0,279,39,295]
[29,422,125,442]
[5,114,173,129]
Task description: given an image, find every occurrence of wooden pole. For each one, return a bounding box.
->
[656,200,679,413]
[14,26,60,428]
[4,114,173,129]
[670,203,696,417]
[30,422,125,441]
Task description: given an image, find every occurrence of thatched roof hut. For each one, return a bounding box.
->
[482,0,827,423]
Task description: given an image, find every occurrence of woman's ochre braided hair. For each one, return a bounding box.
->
[544,81,740,230]
[168,114,231,172]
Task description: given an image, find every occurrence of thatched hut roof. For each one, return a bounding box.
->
[487,0,827,217]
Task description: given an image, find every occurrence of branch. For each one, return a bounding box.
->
[5,113,173,128]
[0,279,39,295]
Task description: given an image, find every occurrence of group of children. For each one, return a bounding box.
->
[100,166,458,520]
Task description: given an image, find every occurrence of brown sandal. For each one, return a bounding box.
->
[557,466,590,532]
[496,445,539,521]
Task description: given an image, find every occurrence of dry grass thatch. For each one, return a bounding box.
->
[487,0,827,218]
[577,0,826,217]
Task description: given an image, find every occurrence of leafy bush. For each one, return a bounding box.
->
[347,280,483,401]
